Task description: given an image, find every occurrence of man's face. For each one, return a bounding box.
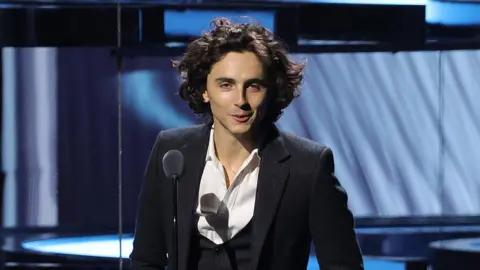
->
[203,51,269,138]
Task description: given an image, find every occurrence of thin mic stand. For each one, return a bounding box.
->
[171,174,179,270]
[162,149,184,270]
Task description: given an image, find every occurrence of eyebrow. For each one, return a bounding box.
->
[215,77,267,85]
[215,77,236,84]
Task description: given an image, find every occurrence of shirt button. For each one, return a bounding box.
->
[214,246,221,253]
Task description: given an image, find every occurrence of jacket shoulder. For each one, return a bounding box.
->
[280,131,327,156]
[150,124,206,155]
[158,124,205,142]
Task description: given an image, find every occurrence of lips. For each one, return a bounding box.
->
[232,114,252,123]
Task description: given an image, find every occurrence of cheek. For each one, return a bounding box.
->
[208,95,230,115]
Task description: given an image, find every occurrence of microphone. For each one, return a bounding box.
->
[162,149,184,270]
[163,149,184,180]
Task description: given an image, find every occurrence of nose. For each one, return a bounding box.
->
[234,88,247,107]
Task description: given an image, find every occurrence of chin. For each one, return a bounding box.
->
[226,121,254,136]
[214,116,256,136]
[228,125,252,136]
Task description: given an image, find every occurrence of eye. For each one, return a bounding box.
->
[248,84,262,91]
[220,83,232,89]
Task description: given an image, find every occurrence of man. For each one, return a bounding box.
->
[130,17,364,270]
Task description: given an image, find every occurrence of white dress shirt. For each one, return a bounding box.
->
[195,127,260,245]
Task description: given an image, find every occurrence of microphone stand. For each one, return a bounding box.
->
[171,174,179,270]
[162,149,184,270]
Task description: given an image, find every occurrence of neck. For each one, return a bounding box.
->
[213,124,263,170]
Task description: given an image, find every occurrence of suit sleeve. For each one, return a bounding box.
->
[130,132,167,270]
[310,147,364,270]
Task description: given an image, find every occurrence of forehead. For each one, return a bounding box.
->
[209,51,265,80]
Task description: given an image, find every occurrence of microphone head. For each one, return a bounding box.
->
[162,149,185,179]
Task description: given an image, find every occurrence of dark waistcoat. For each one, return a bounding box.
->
[187,220,253,270]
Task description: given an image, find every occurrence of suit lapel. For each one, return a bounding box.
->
[251,126,291,270]
[176,124,210,270]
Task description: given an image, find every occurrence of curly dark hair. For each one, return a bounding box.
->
[172,17,305,124]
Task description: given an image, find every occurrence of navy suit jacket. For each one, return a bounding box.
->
[130,123,364,270]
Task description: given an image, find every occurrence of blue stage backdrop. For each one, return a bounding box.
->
[2,48,480,230]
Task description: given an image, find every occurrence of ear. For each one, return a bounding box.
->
[202,90,210,103]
